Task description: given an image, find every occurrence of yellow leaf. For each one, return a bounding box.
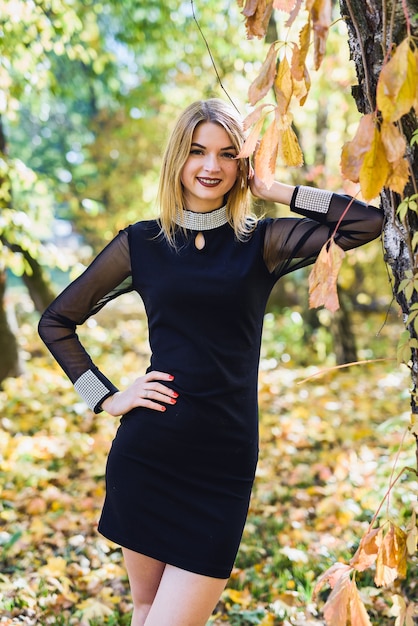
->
[350,527,383,572]
[240,0,275,39]
[350,580,373,626]
[377,38,417,122]
[254,116,280,188]
[249,42,278,105]
[375,523,408,587]
[277,115,303,166]
[359,125,390,201]
[308,239,345,312]
[39,556,67,578]
[274,55,293,114]
[313,561,353,597]
[76,598,114,624]
[341,114,375,183]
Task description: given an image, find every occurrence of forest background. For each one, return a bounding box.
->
[0,0,417,625]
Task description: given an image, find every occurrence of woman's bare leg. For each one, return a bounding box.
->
[122,548,165,626]
[144,563,227,626]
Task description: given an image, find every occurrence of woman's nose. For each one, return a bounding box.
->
[203,153,220,171]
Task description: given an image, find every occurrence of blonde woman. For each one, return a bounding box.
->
[39,98,383,626]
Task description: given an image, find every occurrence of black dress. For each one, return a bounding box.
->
[38,186,382,579]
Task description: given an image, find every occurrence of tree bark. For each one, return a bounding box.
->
[339,0,418,461]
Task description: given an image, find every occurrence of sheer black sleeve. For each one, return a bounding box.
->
[263,185,383,277]
[38,230,133,413]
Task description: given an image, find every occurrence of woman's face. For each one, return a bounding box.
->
[180,122,239,213]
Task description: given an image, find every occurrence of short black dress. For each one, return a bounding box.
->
[38,187,382,579]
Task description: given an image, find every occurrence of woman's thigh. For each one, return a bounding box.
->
[122,547,165,607]
[144,564,227,626]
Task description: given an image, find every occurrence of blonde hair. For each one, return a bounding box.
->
[157,98,256,247]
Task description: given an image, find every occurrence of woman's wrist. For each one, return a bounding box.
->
[262,181,295,205]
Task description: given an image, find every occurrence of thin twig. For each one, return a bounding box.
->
[190,0,241,113]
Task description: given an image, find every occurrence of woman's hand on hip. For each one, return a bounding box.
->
[101,371,178,416]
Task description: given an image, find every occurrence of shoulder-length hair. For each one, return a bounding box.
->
[157,98,255,247]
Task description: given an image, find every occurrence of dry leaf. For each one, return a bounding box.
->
[359,124,390,201]
[341,114,375,183]
[237,113,266,158]
[273,0,297,10]
[314,561,353,596]
[240,0,275,39]
[375,523,408,587]
[249,42,278,105]
[380,121,407,162]
[274,55,293,114]
[386,157,410,195]
[308,0,332,70]
[390,594,417,626]
[277,123,303,166]
[322,568,352,626]
[377,38,417,122]
[308,239,345,312]
[291,22,311,81]
[254,116,280,188]
[350,527,383,572]
[242,102,275,131]
[406,511,417,555]
[350,580,373,626]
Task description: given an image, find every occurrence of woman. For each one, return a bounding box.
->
[38,98,383,626]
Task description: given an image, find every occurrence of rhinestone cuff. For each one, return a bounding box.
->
[294,186,333,214]
[74,369,112,411]
[175,205,228,231]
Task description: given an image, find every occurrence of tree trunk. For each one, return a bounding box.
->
[339,0,418,462]
[0,269,22,384]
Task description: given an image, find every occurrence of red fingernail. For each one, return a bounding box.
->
[169,375,174,380]
[160,406,166,411]
[172,392,179,398]
[170,398,177,404]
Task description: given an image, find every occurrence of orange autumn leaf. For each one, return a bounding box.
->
[322,567,352,626]
[285,0,304,27]
[237,112,267,158]
[307,0,332,70]
[377,38,417,122]
[341,114,375,183]
[249,42,278,105]
[350,580,373,626]
[359,124,390,201]
[375,523,408,587]
[239,0,275,39]
[350,527,383,572]
[254,116,280,188]
[308,239,345,312]
[381,121,407,163]
[291,21,311,81]
[274,55,293,114]
[386,157,410,195]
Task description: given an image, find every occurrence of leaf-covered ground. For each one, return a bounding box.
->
[0,293,417,625]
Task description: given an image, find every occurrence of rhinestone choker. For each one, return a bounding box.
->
[175,205,228,231]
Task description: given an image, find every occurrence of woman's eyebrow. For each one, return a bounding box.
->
[191,142,236,151]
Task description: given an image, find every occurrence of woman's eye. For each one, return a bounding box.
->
[222,153,236,159]
[190,149,204,155]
